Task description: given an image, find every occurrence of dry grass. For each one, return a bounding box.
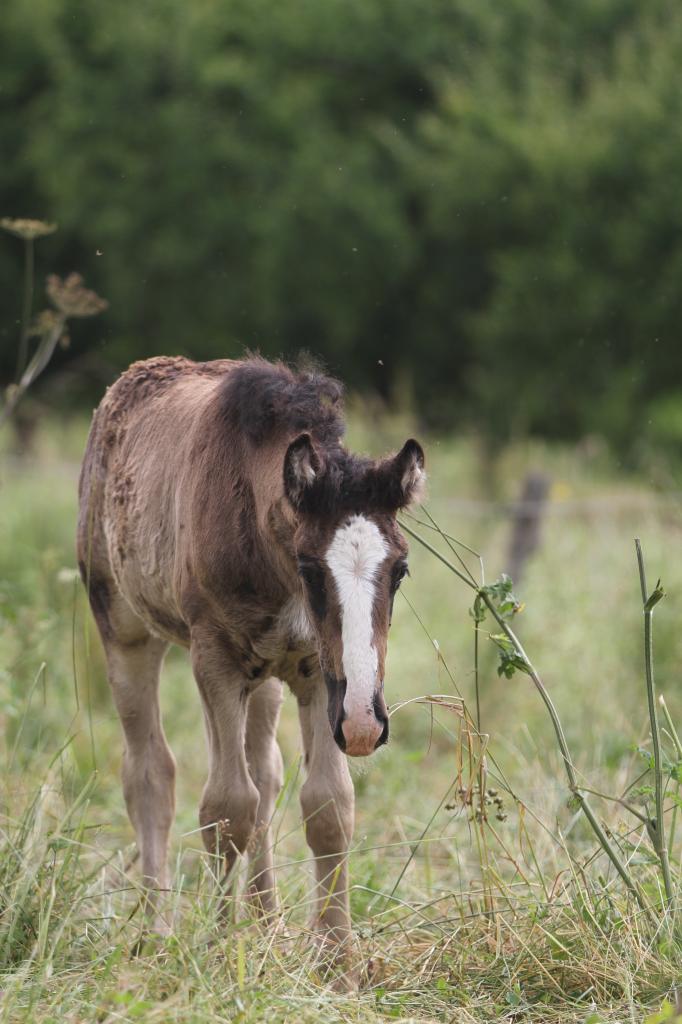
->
[1,414,682,1022]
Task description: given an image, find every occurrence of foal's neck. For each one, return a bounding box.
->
[258,495,302,600]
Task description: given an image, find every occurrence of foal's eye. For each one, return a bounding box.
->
[391,561,409,592]
[297,557,328,619]
[297,556,322,582]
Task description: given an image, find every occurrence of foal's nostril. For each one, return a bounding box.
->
[327,681,389,756]
[325,673,347,751]
[374,714,389,749]
[373,695,389,749]
[333,716,347,752]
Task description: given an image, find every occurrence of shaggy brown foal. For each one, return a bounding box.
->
[77,356,424,977]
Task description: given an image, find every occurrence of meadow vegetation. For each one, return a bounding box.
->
[4,2,682,1018]
[4,0,682,450]
[1,413,682,1022]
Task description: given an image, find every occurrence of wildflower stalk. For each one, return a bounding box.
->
[1,218,57,382]
[0,314,65,427]
[401,519,652,916]
[0,264,107,427]
[476,589,650,913]
[635,539,673,906]
[16,236,34,380]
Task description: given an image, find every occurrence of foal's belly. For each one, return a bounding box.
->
[118,568,190,646]
[105,519,190,647]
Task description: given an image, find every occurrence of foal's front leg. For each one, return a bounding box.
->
[191,634,260,882]
[296,677,355,966]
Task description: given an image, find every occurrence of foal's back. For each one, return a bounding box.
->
[77,356,244,644]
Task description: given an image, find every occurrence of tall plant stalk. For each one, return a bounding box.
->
[635,539,673,906]
[0,216,107,427]
[476,587,650,913]
[15,236,34,380]
[401,519,652,916]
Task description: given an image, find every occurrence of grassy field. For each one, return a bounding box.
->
[1,410,682,1023]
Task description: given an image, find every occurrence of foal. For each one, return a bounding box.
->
[77,356,424,964]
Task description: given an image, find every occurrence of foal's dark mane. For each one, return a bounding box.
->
[220,358,414,516]
[219,357,345,448]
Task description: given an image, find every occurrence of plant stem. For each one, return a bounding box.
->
[635,538,673,905]
[15,237,34,381]
[405,519,654,916]
[477,589,650,914]
[400,521,477,592]
[573,784,650,826]
[1,315,66,427]
[474,624,481,734]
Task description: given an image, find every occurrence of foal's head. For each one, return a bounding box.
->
[284,434,425,757]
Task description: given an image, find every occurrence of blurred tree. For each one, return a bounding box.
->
[1,0,680,451]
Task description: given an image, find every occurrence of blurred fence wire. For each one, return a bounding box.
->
[435,493,682,519]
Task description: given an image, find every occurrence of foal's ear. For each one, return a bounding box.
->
[283,433,321,508]
[390,438,426,508]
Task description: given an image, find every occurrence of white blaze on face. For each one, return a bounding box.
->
[325,514,388,723]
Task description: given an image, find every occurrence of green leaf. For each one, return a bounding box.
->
[488,633,530,678]
[644,1001,682,1024]
[636,747,655,770]
[630,785,654,799]
[644,581,665,612]
[469,593,486,624]
[505,984,524,1007]
[489,632,515,653]
[479,575,523,623]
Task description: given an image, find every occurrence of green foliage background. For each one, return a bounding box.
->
[2,0,682,446]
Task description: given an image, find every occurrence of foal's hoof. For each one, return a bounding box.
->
[310,930,362,993]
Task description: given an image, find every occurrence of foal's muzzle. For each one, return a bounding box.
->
[324,674,389,757]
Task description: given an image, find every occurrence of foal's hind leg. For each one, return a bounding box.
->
[92,589,175,932]
[245,677,284,915]
[190,631,260,882]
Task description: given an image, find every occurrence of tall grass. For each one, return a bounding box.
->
[2,418,682,1021]
[403,513,682,926]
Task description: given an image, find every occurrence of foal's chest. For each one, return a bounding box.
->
[246,597,318,688]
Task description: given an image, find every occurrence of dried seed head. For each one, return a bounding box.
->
[46,273,108,318]
[1,218,57,240]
